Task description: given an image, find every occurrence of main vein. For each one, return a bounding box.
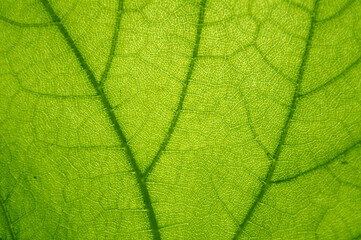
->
[144,0,208,178]
[0,195,16,240]
[232,0,320,239]
[38,0,161,239]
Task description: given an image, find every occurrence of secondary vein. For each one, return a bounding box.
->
[99,0,123,86]
[144,0,208,178]
[271,139,361,184]
[232,0,320,239]
[38,0,161,239]
[0,15,55,28]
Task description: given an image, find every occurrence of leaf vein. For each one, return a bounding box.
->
[0,194,16,240]
[271,140,361,184]
[232,0,320,238]
[38,0,161,239]
[0,15,55,28]
[317,0,358,23]
[99,0,123,87]
[300,55,361,98]
[144,0,208,178]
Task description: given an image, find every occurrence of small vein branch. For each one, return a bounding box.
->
[38,0,161,239]
[0,15,55,28]
[232,0,320,239]
[144,0,208,179]
[299,55,361,98]
[99,0,124,87]
[271,140,361,184]
[0,195,16,240]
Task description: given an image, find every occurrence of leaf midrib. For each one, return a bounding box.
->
[232,0,321,239]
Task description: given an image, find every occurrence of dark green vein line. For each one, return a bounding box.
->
[271,140,361,184]
[317,0,356,23]
[253,44,295,84]
[327,166,361,190]
[266,18,307,41]
[300,55,361,98]
[99,0,124,86]
[0,195,16,240]
[143,0,208,178]
[240,91,272,158]
[38,1,161,239]
[284,0,312,14]
[209,175,240,228]
[0,15,55,28]
[232,1,320,239]
[20,86,97,99]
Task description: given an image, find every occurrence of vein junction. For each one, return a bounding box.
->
[37,0,209,239]
[232,0,321,238]
[38,0,161,238]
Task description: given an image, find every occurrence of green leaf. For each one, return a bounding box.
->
[1,0,361,239]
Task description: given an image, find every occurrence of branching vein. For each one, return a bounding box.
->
[38,0,161,239]
[271,140,361,184]
[143,0,208,178]
[232,0,320,239]
[0,194,16,240]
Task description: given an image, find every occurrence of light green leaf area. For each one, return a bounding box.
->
[1,0,361,239]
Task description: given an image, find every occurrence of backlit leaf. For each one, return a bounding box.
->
[1,0,361,239]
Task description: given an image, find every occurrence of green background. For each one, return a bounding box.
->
[1,0,361,239]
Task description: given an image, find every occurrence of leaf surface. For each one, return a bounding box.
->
[1,0,361,239]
